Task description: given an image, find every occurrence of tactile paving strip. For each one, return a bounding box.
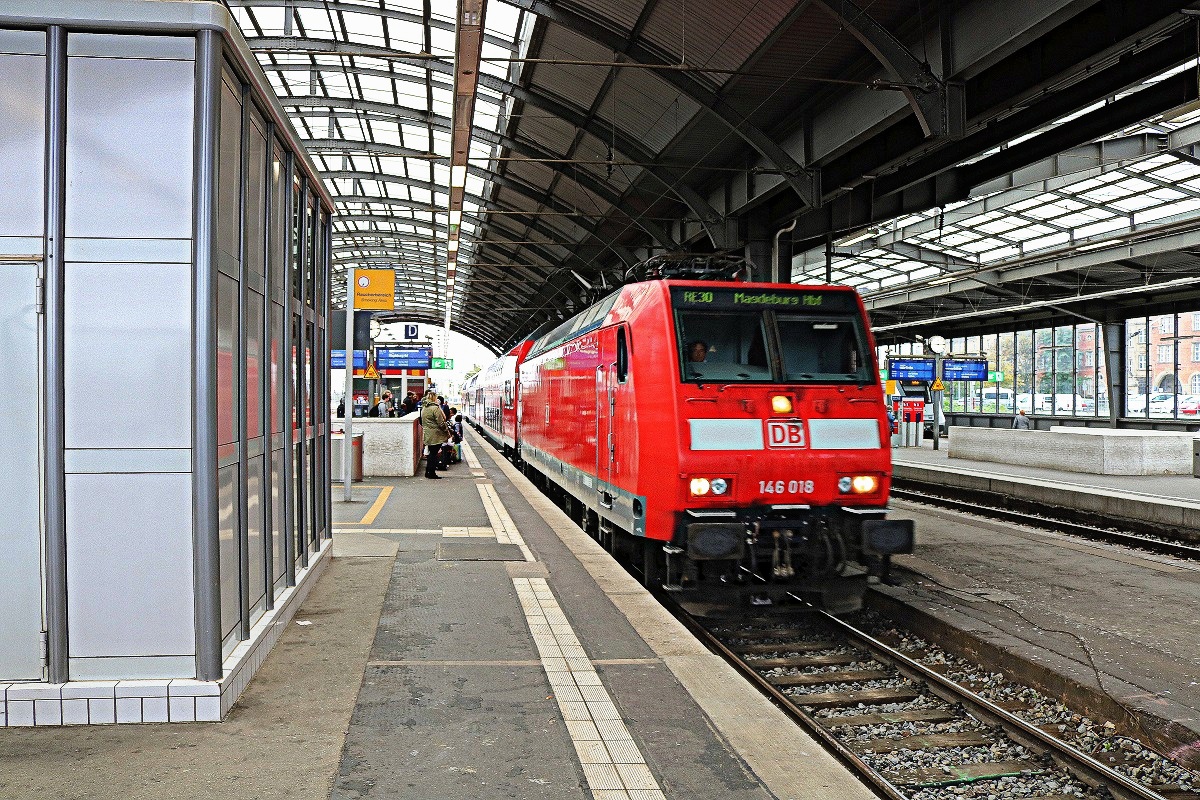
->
[462,440,486,476]
[478,483,535,561]
[513,577,667,800]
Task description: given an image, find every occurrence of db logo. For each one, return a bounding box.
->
[766,420,805,448]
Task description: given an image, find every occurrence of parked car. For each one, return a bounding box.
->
[1052,394,1094,414]
[1179,395,1200,416]
[981,388,1015,412]
[1149,393,1183,416]
[1126,392,1171,414]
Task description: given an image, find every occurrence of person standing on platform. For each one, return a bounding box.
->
[420,389,451,479]
[1012,409,1031,430]
[368,390,392,417]
[401,391,417,415]
[336,398,345,419]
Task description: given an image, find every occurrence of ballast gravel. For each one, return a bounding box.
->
[908,770,1099,799]
[851,611,1199,793]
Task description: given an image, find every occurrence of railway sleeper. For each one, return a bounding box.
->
[767,669,891,686]
[749,652,860,668]
[820,708,960,728]
[856,730,994,754]
[727,640,838,655]
[792,686,921,709]
[884,759,1044,787]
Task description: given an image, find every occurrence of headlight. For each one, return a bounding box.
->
[689,478,711,496]
[839,475,879,494]
[710,478,728,495]
[771,395,793,414]
[852,475,879,494]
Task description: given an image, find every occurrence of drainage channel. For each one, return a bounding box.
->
[664,594,1195,800]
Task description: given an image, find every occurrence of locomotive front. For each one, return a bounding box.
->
[664,282,912,612]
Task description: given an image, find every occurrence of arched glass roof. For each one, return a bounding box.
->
[222,1,1200,349]
[226,0,535,347]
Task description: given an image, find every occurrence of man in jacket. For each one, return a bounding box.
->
[420,389,450,478]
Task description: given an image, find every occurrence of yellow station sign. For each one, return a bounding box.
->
[353,269,396,310]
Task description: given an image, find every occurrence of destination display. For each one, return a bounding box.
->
[330,350,368,369]
[941,358,989,381]
[376,347,432,369]
[887,358,936,382]
[671,287,858,312]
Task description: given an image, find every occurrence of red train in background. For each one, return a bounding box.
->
[462,256,912,612]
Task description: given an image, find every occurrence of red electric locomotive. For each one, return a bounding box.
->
[472,258,913,611]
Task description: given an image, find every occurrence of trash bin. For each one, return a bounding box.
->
[1193,439,1200,478]
[332,431,364,482]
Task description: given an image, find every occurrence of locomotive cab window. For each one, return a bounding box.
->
[676,312,771,382]
[616,327,629,383]
[671,287,872,385]
[778,315,871,383]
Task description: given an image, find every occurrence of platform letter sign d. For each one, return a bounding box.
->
[766,420,805,448]
[403,324,418,340]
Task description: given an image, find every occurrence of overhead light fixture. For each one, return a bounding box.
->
[450,165,467,187]
[447,239,458,252]
[449,209,462,226]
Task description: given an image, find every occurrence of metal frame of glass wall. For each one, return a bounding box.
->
[879,308,1200,424]
[208,37,333,669]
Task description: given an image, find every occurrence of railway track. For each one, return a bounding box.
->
[665,594,1195,800]
[473,430,1197,799]
[891,485,1200,562]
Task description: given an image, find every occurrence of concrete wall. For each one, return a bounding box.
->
[948,426,1196,475]
[340,414,422,477]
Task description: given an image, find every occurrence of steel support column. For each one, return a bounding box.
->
[236,82,252,642]
[281,153,297,588]
[192,29,224,681]
[1104,320,1126,427]
[43,25,69,685]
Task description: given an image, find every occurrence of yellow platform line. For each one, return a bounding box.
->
[355,486,393,526]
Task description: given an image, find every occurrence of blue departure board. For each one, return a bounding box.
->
[941,358,988,381]
[887,358,936,381]
[330,350,367,368]
[376,347,432,369]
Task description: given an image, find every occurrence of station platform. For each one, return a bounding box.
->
[887,444,1200,766]
[892,444,1200,538]
[0,432,876,800]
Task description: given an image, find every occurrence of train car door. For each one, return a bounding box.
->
[595,333,616,507]
[0,257,46,681]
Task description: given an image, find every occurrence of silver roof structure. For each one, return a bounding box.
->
[220,0,1200,350]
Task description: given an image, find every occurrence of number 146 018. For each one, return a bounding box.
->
[759,479,813,494]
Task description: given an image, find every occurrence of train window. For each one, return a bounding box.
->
[677,312,772,382]
[616,328,629,383]
[503,380,513,408]
[777,315,872,383]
